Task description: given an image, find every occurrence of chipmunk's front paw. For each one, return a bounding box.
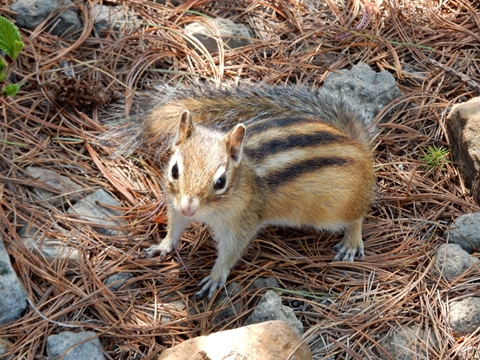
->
[193,272,228,301]
[143,241,173,259]
[333,241,364,262]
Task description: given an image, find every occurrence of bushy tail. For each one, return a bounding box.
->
[105,84,376,156]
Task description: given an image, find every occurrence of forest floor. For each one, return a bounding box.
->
[1,0,480,359]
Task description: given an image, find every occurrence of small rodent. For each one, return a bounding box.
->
[133,85,376,300]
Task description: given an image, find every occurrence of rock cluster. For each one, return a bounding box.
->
[376,96,480,360]
[377,208,480,360]
[0,168,126,359]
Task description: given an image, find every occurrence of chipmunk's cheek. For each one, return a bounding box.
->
[179,196,200,217]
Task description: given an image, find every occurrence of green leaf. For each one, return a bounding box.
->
[11,40,24,60]
[2,83,21,96]
[0,16,23,60]
[0,73,6,82]
[0,57,5,73]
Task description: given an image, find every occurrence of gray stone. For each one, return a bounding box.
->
[379,325,439,360]
[0,337,13,357]
[320,62,403,124]
[252,277,279,289]
[243,290,303,335]
[433,243,480,279]
[445,212,480,253]
[10,0,82,37]
[245,277,280,298]
[47,331,105,360]
[93,4,139,37]
[104,272,135,291]
[158,320,312,360]
[18,227,81,268]
[67,189,125,236]
[184,17,253,53]
[0,236,27,324]
[449,297,480,337]
[25,166,84,207]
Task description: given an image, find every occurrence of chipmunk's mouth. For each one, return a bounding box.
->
[179,196,200,217]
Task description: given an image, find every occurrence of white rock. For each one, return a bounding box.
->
[158,320,312,360]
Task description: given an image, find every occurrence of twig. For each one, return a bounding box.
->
[424,58,480,93]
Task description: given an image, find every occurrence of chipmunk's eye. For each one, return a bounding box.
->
[171,163,179,180]
[213,173,226,190]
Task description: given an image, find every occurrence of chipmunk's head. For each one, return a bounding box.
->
[165,110,246,218]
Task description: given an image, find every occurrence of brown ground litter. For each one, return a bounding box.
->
[1,0,480,359]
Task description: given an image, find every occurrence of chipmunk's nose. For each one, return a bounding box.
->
[180,196,199,217]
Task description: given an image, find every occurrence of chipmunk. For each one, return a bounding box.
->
[129,85,376,300]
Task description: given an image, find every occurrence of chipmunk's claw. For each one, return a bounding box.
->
[193,288,209,301]
[193,274,226,301]
[143,243,171,259]
[333,241,364,262]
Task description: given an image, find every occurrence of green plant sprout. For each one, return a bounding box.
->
[0,16,25,96]
[421,144,450,172]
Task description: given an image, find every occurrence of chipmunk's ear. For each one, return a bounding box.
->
[227,124,246,165]
[173,110,194,147]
